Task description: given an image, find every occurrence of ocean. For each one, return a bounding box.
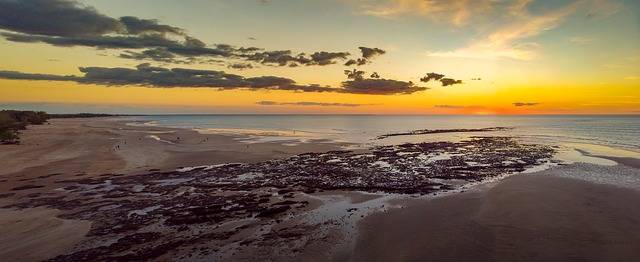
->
[131,115,640,152]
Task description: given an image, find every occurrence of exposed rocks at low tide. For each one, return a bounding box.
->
[376,127,512,139]
[4,136,555,261]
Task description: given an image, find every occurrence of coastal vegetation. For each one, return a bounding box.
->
[0,110,49,144]
[0,110,115,144]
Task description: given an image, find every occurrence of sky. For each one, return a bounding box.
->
[0,0,639,114]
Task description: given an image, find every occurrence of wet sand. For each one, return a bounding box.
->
[0,208,91,262]
[354,168,640,262]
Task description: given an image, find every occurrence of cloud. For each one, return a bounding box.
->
[119,16,184,35]
[434,104,484,109]
[427,1,581,60]
[625,76,640,80]
[587,0,621,18]
[0,64,425,95]
[341,78,427,95]
[513,102,540,107]
[256,101,375,107]
[420,72,445,82]
[0,70,78,81]
[345,46,386,66]
[2,31,349,67]
[309,51,351,65]
[434,105,465,109]
[359,47,386,59]
[242,50,350,67]
[227,63,254,70]
[568,36,594,44]
[120,48,182,63]
[0,0,187,37]
[344,69,366,80]
[355,0,490,26]
[419,72,463,86]
[440,78,463,86]
[0,0,122,37]
[0,0,354,67]
[0,64,331,92]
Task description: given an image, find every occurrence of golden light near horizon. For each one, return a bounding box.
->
[0,0,638,114]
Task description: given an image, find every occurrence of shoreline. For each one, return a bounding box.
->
[0,117,348,261]
[0,117,639,261]
[353,167,640,262]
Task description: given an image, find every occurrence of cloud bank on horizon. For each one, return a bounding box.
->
[0,63,436,95]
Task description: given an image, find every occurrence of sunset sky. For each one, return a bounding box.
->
[1,0,639,114]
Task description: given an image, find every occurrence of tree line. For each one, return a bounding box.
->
[0,110,115,144]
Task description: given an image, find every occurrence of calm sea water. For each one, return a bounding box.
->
[131,115,640,152]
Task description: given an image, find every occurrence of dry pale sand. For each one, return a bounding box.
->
[353,168,640,262]
[0,117,345,261]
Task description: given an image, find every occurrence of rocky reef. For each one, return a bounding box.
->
[5,136,555,261]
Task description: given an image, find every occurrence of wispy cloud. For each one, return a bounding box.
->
[256,101,379,107]
[428,1,581,60]
[434,104,484,109]
[568,36,594,44]
[587,0,622,18]
[355,0,494,26]
[513,102,540,107]
[625,76,640,80]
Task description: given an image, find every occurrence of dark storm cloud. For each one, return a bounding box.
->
[0,64,427,95]
[513,102,540,107]
[255,101,372,107]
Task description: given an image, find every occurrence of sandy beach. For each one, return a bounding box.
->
[0,117,344,261]
[0,117,639,261]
